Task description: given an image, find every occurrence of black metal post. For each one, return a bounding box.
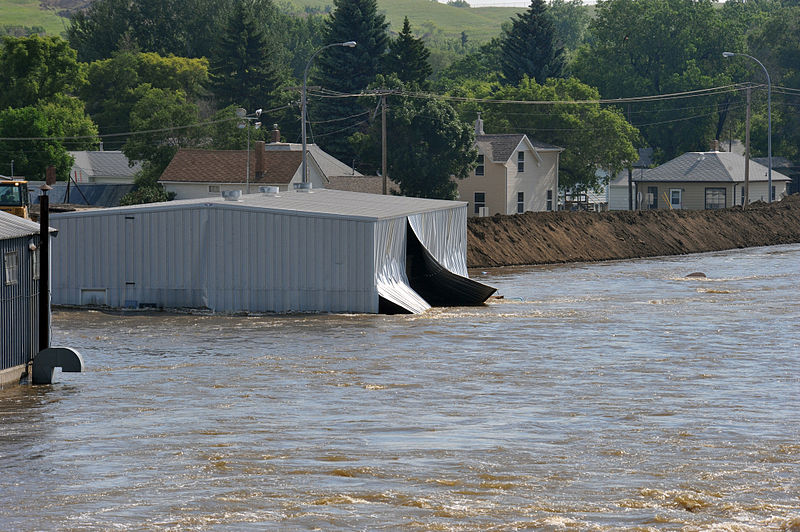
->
[38,187,50,352]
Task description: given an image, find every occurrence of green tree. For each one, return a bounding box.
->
[82,51,208,150]
[312,0,389,163]
[383,17,432,88]
[461,77,639,191]
[0,35,86,109]
[67,0,232,61]
[210,0,280,112]
[353,77,476,199]
[499,0,565,86]
[548,0,590,56]
[740,3,800,160]
[0,101,98,181]
[122,86,200,184]
[434,38,503,90]
[571,0,736,161]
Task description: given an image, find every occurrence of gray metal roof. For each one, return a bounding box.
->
[0,210,41,239]
[634,151,791,183]
[50,188,466,221]
[69,151,142,178]
[476,134,562,163]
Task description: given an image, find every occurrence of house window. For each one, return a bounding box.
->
[31,247,40,280]
[705,187,726,210]
[546,189,553,211]
[475,154,484,176]
[517,151,525,173]
[4,251,19,285]
[208,185,220,193]
[669,188,682,210]
[517,192,524,213]
[474,192,486,214]
[647,186,658,209]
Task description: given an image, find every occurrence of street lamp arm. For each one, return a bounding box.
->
[301,41,357,185]
[722,51,772,202]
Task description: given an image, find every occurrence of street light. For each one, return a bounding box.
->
[236,108,262,194]
[723,51,772,202]
[301,41,356,186]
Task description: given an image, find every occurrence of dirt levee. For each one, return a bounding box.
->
[467,194,800,268]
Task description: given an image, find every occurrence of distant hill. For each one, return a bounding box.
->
[2,0,523,44]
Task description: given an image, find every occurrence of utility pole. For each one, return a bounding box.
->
[381,93,388,195]
[627,103,633,210]
[744,86,751,208]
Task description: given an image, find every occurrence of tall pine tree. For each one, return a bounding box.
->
[310,0,389,165]
[210,0,280,113]
[500,0,565,86]
[383,17,432,89]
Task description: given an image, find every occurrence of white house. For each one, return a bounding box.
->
[458,115,562,217]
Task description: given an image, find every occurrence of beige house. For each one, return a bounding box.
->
[633,150,791,210]
[459,115,562,216]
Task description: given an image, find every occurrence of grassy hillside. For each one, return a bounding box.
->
[0,0,69,36]
[1,0,522,44]
[287,0,523,43]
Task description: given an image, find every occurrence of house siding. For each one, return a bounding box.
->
[460,145,559,216]
[636,180,788,210]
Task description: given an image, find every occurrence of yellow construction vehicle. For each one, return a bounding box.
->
[0,178,30,219]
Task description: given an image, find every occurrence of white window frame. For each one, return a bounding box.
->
[4,250,19,286]
[517,151,525,173]
[475,154,484,176]
[208,185,220,193]
[517,191,524,213]
[670,188,682,209]
[546,189,553,211]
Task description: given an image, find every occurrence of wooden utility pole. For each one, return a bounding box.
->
[743,86,751,208]
[381,93,388,195]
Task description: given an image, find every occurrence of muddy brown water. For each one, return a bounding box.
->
[2,244,799,530]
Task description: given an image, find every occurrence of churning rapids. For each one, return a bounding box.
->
[2,244,799,530]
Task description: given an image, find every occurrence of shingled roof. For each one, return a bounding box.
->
[634,151,791,183]
[69,151,142,179]
[159,149,302,185]
[476,134,562,163]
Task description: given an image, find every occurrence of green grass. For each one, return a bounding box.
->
[0,0,70,36]
[0,0,522,44]
[289,0,523,43]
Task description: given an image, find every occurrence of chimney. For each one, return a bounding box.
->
[475,112,485,136]
[270,124,280,143]
[254,141,265,179]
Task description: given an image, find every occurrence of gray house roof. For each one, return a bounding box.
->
[476,134,562,163]
[634,151,791,183]
[69,151,142,180]
[0,210,41,239]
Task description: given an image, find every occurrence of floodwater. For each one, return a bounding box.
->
[2,244,799,530]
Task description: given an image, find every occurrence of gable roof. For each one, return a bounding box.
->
[0,209,41,239]
[634,151,791,183]
[69,151,142,178]
[159,149,302,184]
[475,134,562,164]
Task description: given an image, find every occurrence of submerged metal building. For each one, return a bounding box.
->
[1,211,42,387]
[49,189,494,314]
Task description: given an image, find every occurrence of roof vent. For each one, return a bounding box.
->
[294,182,313,193]
[259,186,280,197]
[221,190,242,201]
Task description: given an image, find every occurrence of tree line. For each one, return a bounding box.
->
[1,0,798,204]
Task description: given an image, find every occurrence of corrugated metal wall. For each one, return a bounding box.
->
[1,235,40,371]
[51,205,379,313]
